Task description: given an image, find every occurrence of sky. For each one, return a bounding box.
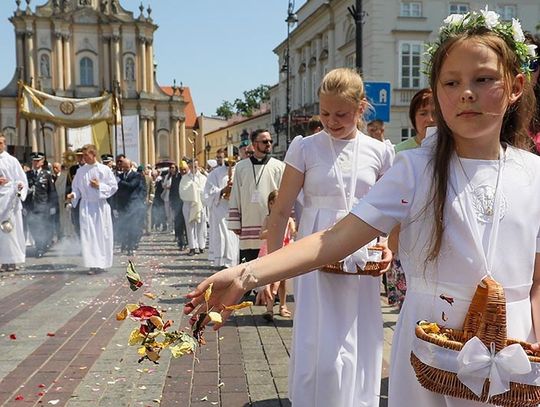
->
[0,0,307,117]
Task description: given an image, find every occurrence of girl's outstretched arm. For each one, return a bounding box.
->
[184,213,382,329]
[531,253,540,350]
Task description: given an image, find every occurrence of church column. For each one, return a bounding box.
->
[16,31,24,71]
[138,36,147,93]
[328,26,336,68]
[140,116,148,165]
[171,116,179,164]
[112,35,121,84]
[102,35,111,91]
[54,31,64,91]
[146,39,154,94]
[25,30,35,84]
[63,34,72,91]
[57,127,66,156]
[147,118,155,165]
[179,119,186,160]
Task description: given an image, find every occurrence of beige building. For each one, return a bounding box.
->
[272,0,540,144]
[0,0,190,165]
[205,110,273,160]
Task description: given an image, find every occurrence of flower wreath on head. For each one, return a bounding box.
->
[425,7,538,76]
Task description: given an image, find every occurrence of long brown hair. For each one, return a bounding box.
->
[426,29,536,263]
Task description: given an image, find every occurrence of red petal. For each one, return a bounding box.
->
[46,333,55,337]
[15,395,24,400]
[38,384,46,388]
[9,334,16,340]
[37,392,45,396]
[131,306,160,320]
[139,324,149,335]
[163,320,173,330]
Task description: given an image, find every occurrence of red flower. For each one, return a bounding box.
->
[130,306,160,321]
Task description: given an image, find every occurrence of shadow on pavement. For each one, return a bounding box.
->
[234,314,294,329]
[24,263,79,271]
[244,399,291,407]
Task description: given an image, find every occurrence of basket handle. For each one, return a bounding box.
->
[462,277,507,352]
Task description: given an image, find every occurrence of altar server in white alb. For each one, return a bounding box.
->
[67,144,118,271]
[204,149,239,268]
[0,134,28,272]
[179,159,207,256]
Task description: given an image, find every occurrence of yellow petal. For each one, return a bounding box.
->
[149,316,164,330]
[223,301,253,311]
[137,346,146,356]
[116,307,128,321]
[128,328,145,346]
[126,304,139,312]
[204,283,213,303]
[208,312,222,324]
[144,292,157,300]
[170,341,195,358]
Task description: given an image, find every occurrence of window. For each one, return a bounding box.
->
[496,4,517,20]
[345,53,355,69]
[401,128,417,141]
[400,2,422,17]
[399,41,423,88]
[80,57,94,86]
[449,3,469,14]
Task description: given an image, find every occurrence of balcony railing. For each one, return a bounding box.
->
[392,88,420,107]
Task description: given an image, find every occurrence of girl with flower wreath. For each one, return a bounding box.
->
[185,8,540,407]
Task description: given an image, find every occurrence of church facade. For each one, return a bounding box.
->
[0,0,190,165]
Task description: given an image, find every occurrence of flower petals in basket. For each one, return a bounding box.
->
[410,277,540,406]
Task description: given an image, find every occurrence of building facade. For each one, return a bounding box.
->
[272,0,540,144]
[0,0,189,165]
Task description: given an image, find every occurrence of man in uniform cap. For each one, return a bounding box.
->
[24,152,58,258]
[101,154,114,169]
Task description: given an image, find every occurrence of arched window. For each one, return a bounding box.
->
[80,57,94,86]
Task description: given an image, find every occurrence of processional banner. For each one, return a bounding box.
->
[19,84,114,127]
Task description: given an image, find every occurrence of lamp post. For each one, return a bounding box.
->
[347,0,365,73]
[285,0,298,148]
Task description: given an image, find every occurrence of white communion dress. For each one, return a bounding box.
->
[285,130,393,407]
[352,139,540,407]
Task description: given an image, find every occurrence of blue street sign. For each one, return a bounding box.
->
[364,81,391,122]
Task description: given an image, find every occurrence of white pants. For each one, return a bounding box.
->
[182,204,206,250]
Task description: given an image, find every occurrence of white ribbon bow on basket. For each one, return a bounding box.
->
[343,246,369,273]
[456,336,532,398]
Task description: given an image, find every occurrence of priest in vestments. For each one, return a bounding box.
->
[179,160,207,256]
[68,144,118,271]
[0,134,28,272]
[203,151,238,268]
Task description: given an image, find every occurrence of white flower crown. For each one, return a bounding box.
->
[425,7,538,76]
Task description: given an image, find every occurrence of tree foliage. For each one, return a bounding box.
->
[215,85,270,118]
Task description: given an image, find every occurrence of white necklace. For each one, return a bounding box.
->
[456,150,506,223]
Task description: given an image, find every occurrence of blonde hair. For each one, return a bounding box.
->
[82,144,97,155]
[317,68,368,129]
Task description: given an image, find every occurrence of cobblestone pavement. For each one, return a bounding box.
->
[0,232,398,407]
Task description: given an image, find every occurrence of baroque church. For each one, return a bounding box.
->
[0,0,190,165]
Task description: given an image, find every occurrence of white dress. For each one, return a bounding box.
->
[0,151,28,264]
[72,163,118,269]
[285,131,393,407]
[352,141,540,407]
[204,165,239,268]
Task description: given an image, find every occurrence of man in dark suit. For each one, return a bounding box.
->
[66,148,85,236]
[24,152,58,258]
[115,157,146,256]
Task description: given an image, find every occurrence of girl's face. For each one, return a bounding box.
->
[414,100,436,138]
[319,93,364,140]
[436,39,523,147]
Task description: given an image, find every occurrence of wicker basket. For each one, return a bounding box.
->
[410,277,540,406]
[320,247,383,275]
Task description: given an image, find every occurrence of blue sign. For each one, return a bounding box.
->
[364,81,391,122]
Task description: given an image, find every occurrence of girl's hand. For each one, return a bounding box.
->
[183,265,248,330]
[531,343,540,352]
[365,246,393,277]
